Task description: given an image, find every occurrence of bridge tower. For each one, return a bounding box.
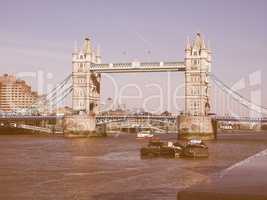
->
[63,37,101,137]
[71,37,101,114]
[179,33,215,140]
[185,33,211,115]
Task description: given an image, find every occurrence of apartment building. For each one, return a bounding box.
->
[0,74,38,112]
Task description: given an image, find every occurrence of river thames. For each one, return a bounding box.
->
[0,132,267,200]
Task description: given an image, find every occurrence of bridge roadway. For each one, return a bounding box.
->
[1,115,267,123]
[0,115,63,122]
[96,115,177,121]
[0,115,177,125]
[214,116,267,123]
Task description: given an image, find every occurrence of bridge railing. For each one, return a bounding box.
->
[90,61,185,72]
[214,116,267,122]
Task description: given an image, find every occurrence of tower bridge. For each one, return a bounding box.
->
[2,33,267,139]
[66,33,213,139]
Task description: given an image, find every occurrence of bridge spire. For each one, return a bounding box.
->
[83,37,92,54]
[185,36,191,51]
[207,40,211,50]
[193,32,206,50]
[96,45,101,64]
[74,40,78,53]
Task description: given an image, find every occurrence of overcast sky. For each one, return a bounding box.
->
[0,0,266,113]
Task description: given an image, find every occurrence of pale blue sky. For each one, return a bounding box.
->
[0,0,266,112]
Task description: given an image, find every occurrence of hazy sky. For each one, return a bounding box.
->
[0,0,266,113]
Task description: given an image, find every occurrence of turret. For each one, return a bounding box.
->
[185,37,191,58]
[207,40,212,64]
[92,49,96,63]
[96,45,101,64]
[72,40,79,60]
[192,33,205,50]
[185,37,192,67]
[83,37,92,55]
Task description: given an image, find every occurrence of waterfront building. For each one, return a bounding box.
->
[0,74,38,112]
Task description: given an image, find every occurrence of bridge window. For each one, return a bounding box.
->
[192,76,199,82]
[193,59,199,65]
[77,63,84,72]
[80,90,84,96]
[90,103,94,111]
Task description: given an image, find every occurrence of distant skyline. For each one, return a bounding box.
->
[0,0,266,113]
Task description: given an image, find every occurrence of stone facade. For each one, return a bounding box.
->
[181,33,215,140]
[63,37,101,137]
[72,38,101,114]
[178,115,215,140]
[184,33,211,116]
[63,114,96,137]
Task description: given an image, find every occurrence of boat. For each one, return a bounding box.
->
[140,138,163,157]
[136,130,154,139]
[169,142,184,158]
[182,139,209,158]
[140,139,184,158]
[140,139,209,159]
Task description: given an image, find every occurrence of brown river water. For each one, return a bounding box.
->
[0,132,267,200]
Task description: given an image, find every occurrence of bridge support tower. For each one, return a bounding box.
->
[178,33,215,140]
[63,37,102,137]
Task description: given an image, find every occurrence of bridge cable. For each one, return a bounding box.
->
[210,73,267,115]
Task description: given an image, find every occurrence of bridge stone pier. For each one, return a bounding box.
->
[63,33,216,139]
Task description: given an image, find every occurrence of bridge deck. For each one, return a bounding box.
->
[90,61,185,73]
[0,116,62,121]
